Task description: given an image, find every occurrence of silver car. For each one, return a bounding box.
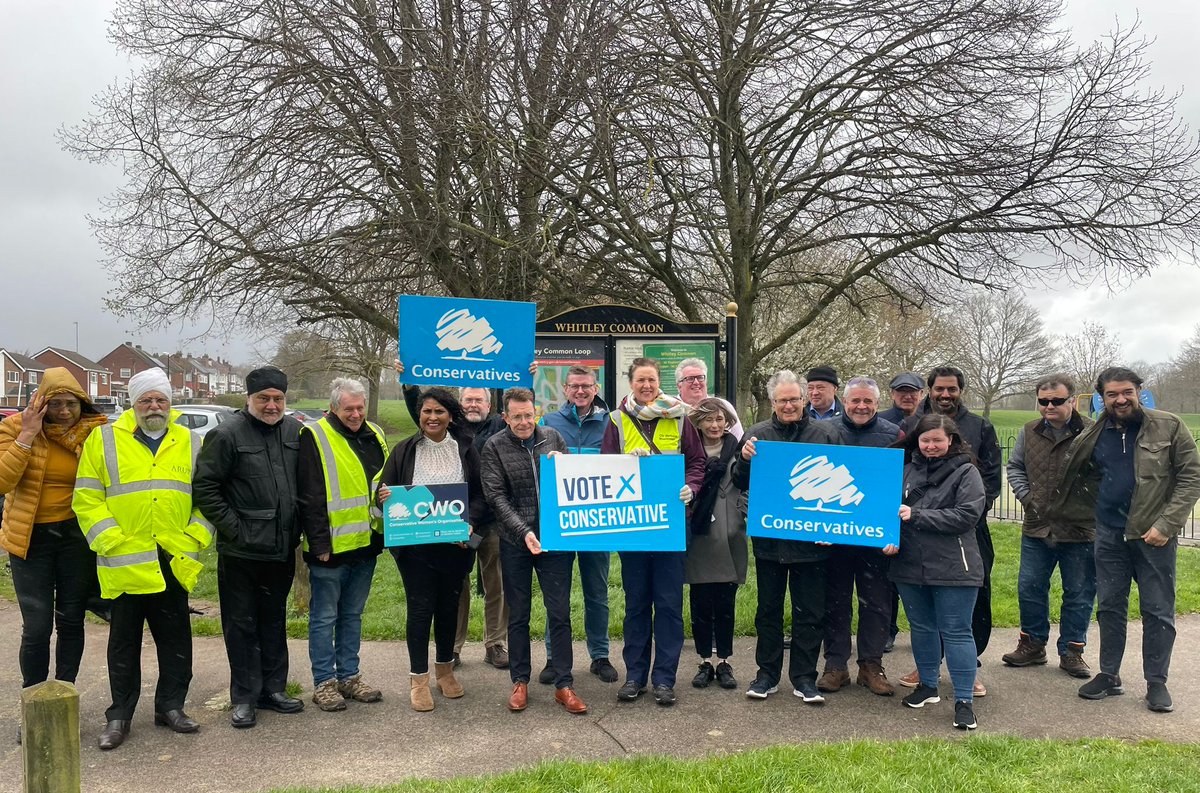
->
[174,405,236,436]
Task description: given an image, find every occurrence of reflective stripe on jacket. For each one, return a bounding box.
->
[72,410,213,597]
[301,417,388,554]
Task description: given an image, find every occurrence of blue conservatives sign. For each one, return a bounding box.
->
[539,454,686,552]
[383,483,471,546]
[399,295,536,389]
[747,441,902,549]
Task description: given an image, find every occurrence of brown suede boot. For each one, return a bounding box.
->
[1001,632,1047,667]
[434,661,464,698]
[409,673,434,712]
[856,661,895,696]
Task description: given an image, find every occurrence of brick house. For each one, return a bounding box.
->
[98,342,167,403]
[0,350,45,407]
[34,347,113,400]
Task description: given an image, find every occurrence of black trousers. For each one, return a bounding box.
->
[106,550,192,720]
[500,542,575,687]
[1095,525,1177,683]
[690,582,738,659]
[754,557,825,687]
[972,520,995,658]
[823,545,890,669]
[218,554,295,704]
[10,519,94,687]
[393,551,467,674]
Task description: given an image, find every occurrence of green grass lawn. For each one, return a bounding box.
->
[267,737,1200,793]
[179,521,1200,641]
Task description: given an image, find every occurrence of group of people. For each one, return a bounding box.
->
[1,353,1196,749]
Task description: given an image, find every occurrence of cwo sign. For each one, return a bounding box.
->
[746,441,902,549]
[538,454,685,552]
[398,295,535,389]
[383,483,471,546]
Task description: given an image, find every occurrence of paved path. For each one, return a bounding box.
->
[1,598,1197,793]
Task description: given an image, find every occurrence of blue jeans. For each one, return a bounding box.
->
[618,551,685,688]
[308,557,378,686]
[896,583,978,702]
[545,551,611,662]
[1017,535,1096,655]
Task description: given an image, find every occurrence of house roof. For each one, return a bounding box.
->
[101,342,166,370]
[2,350,45,372]
[36,347,109,372]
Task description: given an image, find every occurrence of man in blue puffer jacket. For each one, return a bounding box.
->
[539,365,618,684]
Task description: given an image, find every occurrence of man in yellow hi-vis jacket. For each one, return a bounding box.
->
[73,369,213,751]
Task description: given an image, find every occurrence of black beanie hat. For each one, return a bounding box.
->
[806,366,839,387]
[246,366,288,395]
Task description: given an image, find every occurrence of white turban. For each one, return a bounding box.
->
[128,368,172,405]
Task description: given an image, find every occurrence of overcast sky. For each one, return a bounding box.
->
[1,0,1198,367]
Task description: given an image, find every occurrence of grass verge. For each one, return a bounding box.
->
[266,737,1200,793]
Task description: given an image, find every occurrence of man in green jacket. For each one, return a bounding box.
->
[1053,366,1200,713]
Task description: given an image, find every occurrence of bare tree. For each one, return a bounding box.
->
[946,291,1051,418]
[1056,321,1124,394]
[64,0,1200,408]
[557,0,1200,405]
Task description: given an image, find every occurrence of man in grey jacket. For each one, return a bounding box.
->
[480,388,586,715]
[1003,374,1095,678]
[1053,366,1200,713]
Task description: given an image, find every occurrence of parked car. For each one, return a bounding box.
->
[92,396,124,420]
[286,408,327,423]
[0,407,19,421]
[174,404,236,436]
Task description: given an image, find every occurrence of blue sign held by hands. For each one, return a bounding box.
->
[747,441,902,549]
[383,483,471,546]
[539,454,686,552]
[399,295,535,389]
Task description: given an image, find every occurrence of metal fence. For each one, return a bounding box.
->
[989,434,1200,541]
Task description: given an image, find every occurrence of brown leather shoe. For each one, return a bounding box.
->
[508,682,528,712]
[555,687,588,714]
[817,668,851,693]
[856,661,895,696]
[1060,642,1092,679]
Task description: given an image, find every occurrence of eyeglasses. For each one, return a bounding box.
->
[136,397,171,407]
[774,397,803,406]
[564,383,596,392]
[678,375,706,385]
[46,400,81,410]
[1037,397,1070,407]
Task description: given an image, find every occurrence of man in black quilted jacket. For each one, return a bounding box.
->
[479,387,587,716]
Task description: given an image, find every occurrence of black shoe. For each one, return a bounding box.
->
[746,674,779,699]
[902,684,941,709]
[98,720,130,750]
[154,709,199,734]
[257,691,304,714]
[692,661,716,688]
[230,704,257,729]
[537,663,556,685]
[1078,673,1124,700]
[590,657,619,683]
[793,681,825,705]
[617,680,645,701]
[653,685,676,706]
[715,662,737,690]
[1146,682,1174,713]
[883,634,896,654]
[953,700,978,730]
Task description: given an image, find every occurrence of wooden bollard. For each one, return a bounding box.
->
[21,680,80,793]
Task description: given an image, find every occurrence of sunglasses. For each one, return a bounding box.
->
[1037,397,1070,407]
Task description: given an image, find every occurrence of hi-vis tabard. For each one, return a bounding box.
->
[300,417,389,554]
[72,410,213,598]
[610,411,684,455]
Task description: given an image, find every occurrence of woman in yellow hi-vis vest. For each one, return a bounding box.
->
[601,357,706,706]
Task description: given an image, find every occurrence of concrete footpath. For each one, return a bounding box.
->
[1,597,1197,793]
